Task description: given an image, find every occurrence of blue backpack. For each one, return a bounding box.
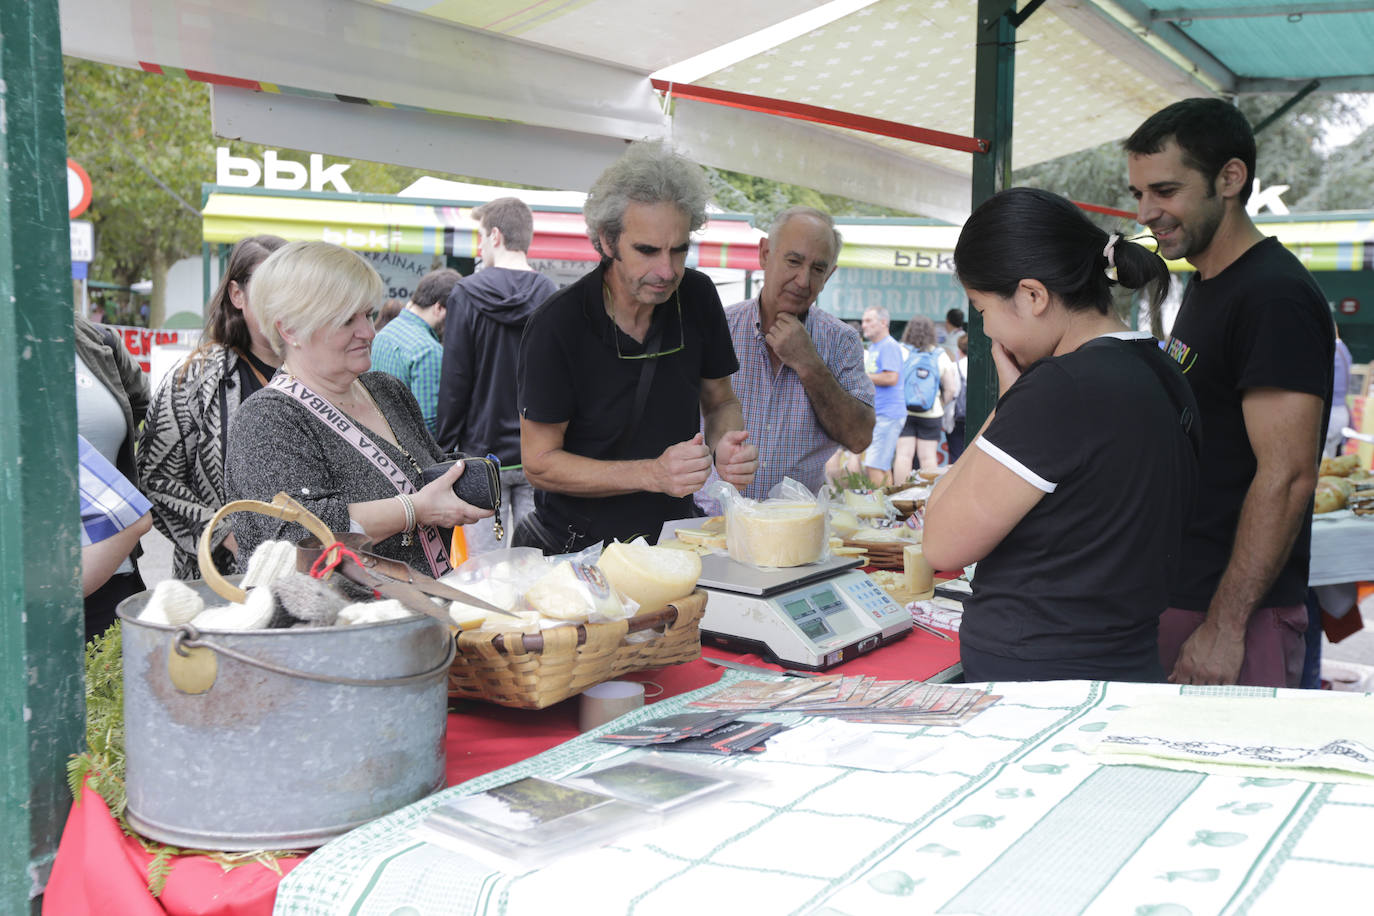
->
[903,348,941,412]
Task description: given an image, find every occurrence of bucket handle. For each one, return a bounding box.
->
[198,492,338,603]
[172,624,456,688]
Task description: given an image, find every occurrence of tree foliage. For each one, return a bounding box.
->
[1296,126,1374,211]
[1011,93,1368,225]
[64,58,212,323]
[705,167,915,228]
[62,58,483,323]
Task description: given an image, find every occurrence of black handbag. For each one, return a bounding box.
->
[421,454,502,511]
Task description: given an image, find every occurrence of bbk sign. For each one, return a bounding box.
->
[216,148,352,193]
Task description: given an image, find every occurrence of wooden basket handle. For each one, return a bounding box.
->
[198,492,337,602]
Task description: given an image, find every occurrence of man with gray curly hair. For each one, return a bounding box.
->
[515,142,758,552]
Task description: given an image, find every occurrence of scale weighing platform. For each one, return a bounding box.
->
[696,553,913,672]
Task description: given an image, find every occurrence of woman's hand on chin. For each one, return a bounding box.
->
[414,460,494,527]
[991,341,1023,398]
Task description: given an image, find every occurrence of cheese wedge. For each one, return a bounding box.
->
[597,539,701,616]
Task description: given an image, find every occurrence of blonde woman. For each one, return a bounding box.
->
[225,241,491,576]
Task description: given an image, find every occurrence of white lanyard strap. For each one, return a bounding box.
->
[269,374,451,577]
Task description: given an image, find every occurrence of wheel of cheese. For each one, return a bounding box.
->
[597,540,702,616]
[728,501,826,567]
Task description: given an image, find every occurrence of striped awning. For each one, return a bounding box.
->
[201,188,766,271]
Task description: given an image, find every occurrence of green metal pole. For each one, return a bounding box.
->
[0,0,87,909]
[966,0,1018,437]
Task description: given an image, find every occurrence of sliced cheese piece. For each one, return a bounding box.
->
[674,527,727,549]
[446,603,488,630]
[598,539,701,616]
[828,508,862,540]
[728,501,826,568]
[700,515,726,534]
[842,490,887,518]
[659,539,710,556]
[832,546,869,557]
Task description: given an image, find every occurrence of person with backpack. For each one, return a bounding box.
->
[892,315,960,485]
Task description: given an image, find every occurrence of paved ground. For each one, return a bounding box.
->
[132,526,1374,682]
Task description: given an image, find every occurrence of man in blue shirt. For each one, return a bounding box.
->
[861,306,906,486]
[370,268,461,435]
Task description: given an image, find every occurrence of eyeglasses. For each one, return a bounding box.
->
[613,287,685,360]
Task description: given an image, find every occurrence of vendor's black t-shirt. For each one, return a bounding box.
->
[1164,238,1333,611]
[961,334,1200,680]
[517,263,738,545]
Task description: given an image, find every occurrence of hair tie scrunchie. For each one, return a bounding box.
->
[1102,233,1120,282]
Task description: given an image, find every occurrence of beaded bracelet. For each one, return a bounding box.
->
[396,492,416,533]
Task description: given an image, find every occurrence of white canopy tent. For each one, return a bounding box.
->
[56,0,1249,222]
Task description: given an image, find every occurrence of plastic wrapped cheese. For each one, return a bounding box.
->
[525,561,633,622]
[597,538,701,616]
[728,501,827,568]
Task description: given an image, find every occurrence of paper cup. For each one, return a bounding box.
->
[903,545,934,599]
[578,680,645,731]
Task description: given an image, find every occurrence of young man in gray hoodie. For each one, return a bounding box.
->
[437,197,558,554]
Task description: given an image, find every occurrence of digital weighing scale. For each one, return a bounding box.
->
[696,553,913,671]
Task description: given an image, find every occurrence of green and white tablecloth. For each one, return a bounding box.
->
[274,678,1374,916]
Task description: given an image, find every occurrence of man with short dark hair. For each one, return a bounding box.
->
[370,267,459,435]
[1126,97,1333,688]
[515,142,757,552]
[701,206,873,505]
[437,197,557,553]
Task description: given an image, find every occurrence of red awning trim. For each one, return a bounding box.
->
[653,78,988,155]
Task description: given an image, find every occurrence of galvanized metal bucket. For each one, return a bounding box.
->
[116,577,453,851]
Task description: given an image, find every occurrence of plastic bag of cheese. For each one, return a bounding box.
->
[597,537,701,616]
[441,548,547,631]
[710,478,830,569]
[443,546,636,627]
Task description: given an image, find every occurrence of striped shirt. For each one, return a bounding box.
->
[714,297,874,502]
[370,309,443,435]
[79,435,151,547]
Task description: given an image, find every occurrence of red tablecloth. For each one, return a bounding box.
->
[43,629,960,916]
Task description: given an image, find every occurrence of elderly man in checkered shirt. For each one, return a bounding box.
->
[698,207,875,508]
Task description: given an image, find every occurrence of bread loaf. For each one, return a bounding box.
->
[1314,479,1348,514]
[728,501,826,567]
[1320,454,1360,477]
[597,539,701,616]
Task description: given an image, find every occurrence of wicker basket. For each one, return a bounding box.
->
[447,590,706,709]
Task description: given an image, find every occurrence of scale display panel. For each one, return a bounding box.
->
[700,565,914,671]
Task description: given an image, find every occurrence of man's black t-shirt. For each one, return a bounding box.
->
[1164,237,1333,611]
[961,333,1200,680]
[517,263,738,545]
